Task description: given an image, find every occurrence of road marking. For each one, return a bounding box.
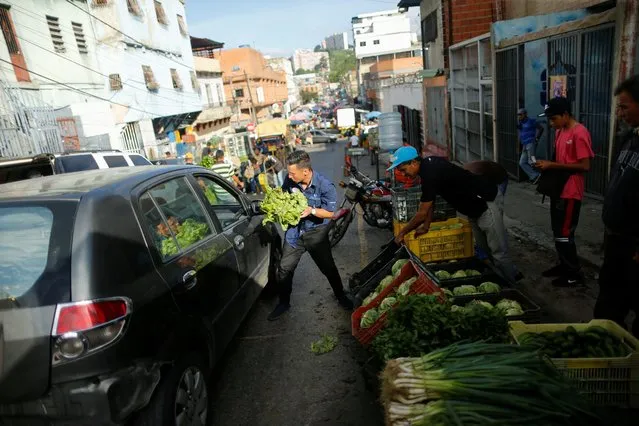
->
[356,205,368,268]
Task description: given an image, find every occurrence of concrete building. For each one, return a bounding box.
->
[325,32,349,51]
[351,9,420,100]
[219,47,288,125]
[267,57,299,116]
[364,57,422,109]
[190,37,233,141]
[292,49,329,72]
[0,0,203,159]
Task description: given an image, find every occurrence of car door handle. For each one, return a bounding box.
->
[182,270,197,290]
[234,235,245,251]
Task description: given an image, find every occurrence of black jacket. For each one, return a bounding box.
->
[603,128,639,238]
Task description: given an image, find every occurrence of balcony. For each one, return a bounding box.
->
[194,56,221,74]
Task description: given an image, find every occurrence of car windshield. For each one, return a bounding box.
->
[57,154,99,173]
[0,202,75,309]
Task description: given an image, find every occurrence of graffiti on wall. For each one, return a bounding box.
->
[492,9,590,46]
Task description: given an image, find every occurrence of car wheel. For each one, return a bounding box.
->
[136,353,212,426]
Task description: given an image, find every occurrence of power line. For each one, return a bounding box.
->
[0,58,160,118]
[9,4,200,96]
[64,0,196,72]
[14,32,202,107]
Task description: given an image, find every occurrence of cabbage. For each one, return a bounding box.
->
[450,305,463,312]
[451,270,467,279]
[465,269,481,277]
[505,307,524,316]
[443,288,454,298]
[467,300,493,309]
[478,282,501,294]
[362,292,379,306]
[435,270,451,280]
[379,296,397,314]
[392,259,409,276]
[453,285,478,296]
[397,277,417,296]
[360,308,380,328]
[496,299,522,312]
[375,275,394,293]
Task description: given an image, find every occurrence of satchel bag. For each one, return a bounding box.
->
[536,169,573,199]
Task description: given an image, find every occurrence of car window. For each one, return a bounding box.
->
[0,203,74,308]
[195,176,247,229]
[103,155,129,168]
[141,177,214,259]
[57,154,99,172]
[129,154,151,166]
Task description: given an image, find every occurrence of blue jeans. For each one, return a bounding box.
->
[519,143,540,181]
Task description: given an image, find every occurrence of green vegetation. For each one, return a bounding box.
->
[328,49,356,83]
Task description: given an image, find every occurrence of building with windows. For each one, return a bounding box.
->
[219,47,288,125]
[324,32,349,51]
[190,37,233,139]
[0,0,203,159]
[292,49,329,72]
[267,57,299,116]
[351,8,420,100]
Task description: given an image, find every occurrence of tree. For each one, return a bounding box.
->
[314,44,325,52]
[295,68,314,75]
[328,49,356,83]
[319,56,329,71]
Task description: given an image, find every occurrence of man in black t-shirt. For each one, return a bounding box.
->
[390,146,518,282]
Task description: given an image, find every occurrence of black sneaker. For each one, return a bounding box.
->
[337,294,354,311]
[267,303,290,321]
[551,274,584,288]
[542,264,565,278]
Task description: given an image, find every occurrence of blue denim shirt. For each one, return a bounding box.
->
[282,171,337,247]
[517,117,538,146]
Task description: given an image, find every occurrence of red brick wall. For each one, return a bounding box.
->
[448,0,496,46]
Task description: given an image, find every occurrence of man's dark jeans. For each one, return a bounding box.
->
[277,225,345,305]
[594,233,639,336]
[550,198,582,274]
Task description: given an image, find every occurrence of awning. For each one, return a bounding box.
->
[256,118,290,138]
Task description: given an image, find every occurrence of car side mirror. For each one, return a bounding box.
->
[250,199,263,215]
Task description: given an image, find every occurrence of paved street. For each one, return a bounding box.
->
[209,141,385,426]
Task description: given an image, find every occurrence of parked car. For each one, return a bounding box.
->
[0,150,152,185]
[0,165,280,425]
[154,158,186,166]
[309,129,337,144]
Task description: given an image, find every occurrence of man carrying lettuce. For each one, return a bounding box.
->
[268,150,354,320]
[390,146,519,282]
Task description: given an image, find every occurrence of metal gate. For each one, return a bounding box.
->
[495,47,523,178]
[0,82,62,158]
[120,122,144,155]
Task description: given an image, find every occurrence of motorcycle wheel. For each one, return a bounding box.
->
[329,211,353,248]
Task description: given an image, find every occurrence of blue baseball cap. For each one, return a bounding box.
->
[387,146,419,171]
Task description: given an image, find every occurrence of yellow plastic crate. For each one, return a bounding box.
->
[510,320,639,408]
[399,217,473,263]
[392,219,403,237]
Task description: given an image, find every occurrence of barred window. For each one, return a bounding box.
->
[46,15,65,53]
[109,74,122,91]
[154,1,168,25]
[170,68,183,90]
[72,22,88,54]
[177,15,187,36]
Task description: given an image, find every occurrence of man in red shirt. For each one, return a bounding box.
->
[535,97,594,287]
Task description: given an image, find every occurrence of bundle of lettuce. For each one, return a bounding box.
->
[261,187,308,228]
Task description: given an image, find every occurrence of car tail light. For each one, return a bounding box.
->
[52,298,131,364]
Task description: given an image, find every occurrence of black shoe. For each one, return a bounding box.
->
[551,274,584,288]
[337,294,354,311]
[542,264,565,278]
[267,303,290,321]
[515,272,524,282]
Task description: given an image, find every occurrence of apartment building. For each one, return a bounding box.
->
[324,32,349,51]
[219,47,288,125]
[267,57,299,116]
[0,0,203,159]
[292,49,329,72]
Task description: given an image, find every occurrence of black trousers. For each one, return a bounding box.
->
[594,233,639,336]
[277,226,345,305]
[550,198,582,274]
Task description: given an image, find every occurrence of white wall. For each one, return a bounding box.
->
[199,76,224,106]
[0,0,103,103]
[353,10,413,59]
[379,82,423,113]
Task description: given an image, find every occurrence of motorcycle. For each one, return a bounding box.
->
[328,166,393,248]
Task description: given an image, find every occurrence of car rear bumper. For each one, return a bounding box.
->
[0,362,162,425]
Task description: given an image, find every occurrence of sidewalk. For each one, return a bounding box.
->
[351,150,605,269]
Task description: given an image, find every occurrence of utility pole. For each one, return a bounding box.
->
[243,70,258,125]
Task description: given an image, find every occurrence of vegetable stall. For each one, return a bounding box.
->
[345,193,639,425]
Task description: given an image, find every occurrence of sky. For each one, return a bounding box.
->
[185,0,419,58]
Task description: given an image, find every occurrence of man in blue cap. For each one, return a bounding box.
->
[390,147,519,282]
